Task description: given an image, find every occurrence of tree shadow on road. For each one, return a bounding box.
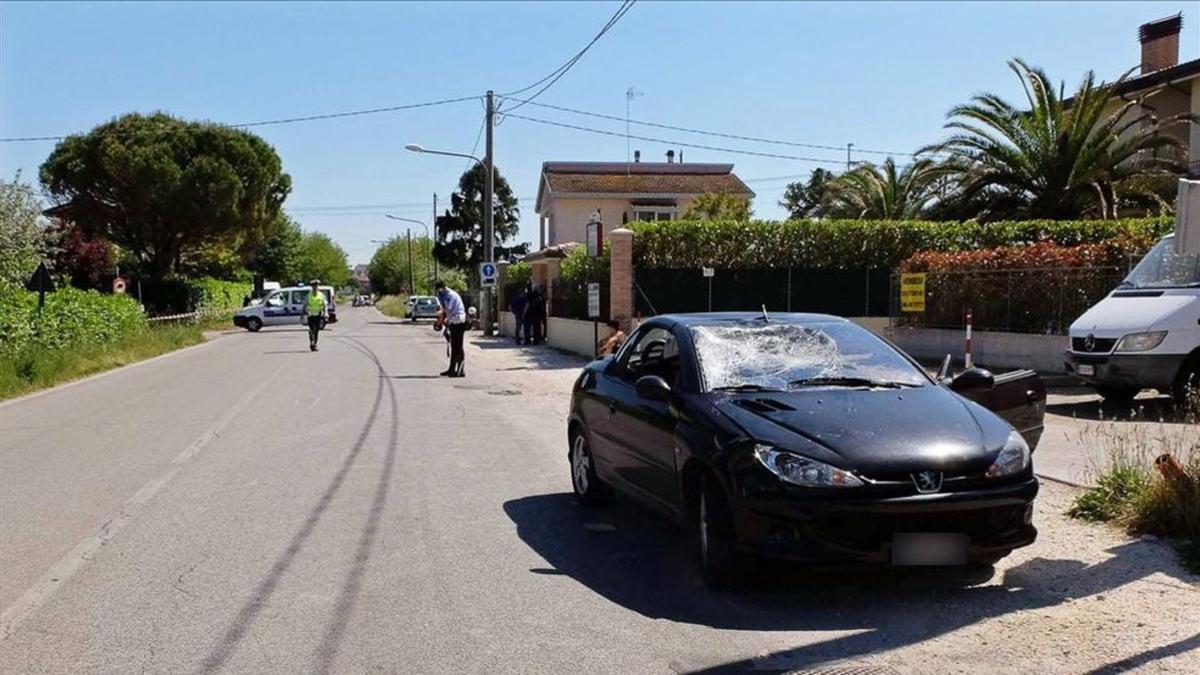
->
[1046,394,1189,423]
[470,336,589,371]
[504,492,1195,672]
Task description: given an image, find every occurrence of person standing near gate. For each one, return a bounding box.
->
[435,279,468,377]
[301,279,327,352]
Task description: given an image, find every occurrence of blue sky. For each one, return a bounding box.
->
[2,1,1196,265]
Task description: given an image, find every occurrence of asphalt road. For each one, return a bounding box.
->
[1,308,1195,674]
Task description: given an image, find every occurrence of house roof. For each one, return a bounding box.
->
[1112,57,1200,97]
[536,161,754,213]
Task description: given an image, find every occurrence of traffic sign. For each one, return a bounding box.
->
[900,273,926,313]
[702,267,715,278]
[479,262,498,287]
[25,261,56,311]
[587,283,601,318]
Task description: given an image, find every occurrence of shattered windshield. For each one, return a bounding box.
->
[1121,237,1200,289]
[690,322,927,391]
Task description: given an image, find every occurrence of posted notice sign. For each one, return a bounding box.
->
[900,273,926,312]
[586,220,602,258]
[587,283,601,318]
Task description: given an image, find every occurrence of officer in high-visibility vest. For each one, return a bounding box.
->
[302,279,328,352]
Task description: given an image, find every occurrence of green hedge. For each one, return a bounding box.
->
[0,283,148,356]
[630,217,1173,270]
[140,276,251,314]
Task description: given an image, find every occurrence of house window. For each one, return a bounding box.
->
[632,206,676,222]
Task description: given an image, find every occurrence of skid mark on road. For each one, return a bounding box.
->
[0,363,285,642]
[199,336,396,674]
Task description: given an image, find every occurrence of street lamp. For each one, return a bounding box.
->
[385,214,435,284]
[407,140,495,336]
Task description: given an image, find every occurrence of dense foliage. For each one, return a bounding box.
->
[295,232,350,287]
[0,283,148,356]
[247,215,304,283]
[823,158,941,219]
[924,59,1194,220]
[0,176,45,286]
[368,235,436,296]
[682,192,753,221]
[899,235,1157,272]
[138,276,251,315]
[434,163,521,269]
[39,112,291,277]
[631,217,1172,270]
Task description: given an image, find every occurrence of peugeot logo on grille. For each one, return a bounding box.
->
[912,470,944,494]
[1084,333,1097,352]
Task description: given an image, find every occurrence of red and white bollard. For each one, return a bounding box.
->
[964,308,974,369]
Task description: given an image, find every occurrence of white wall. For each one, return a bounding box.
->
[889,326,1068,373]
[545,196,699,246]
[547,317,614,358]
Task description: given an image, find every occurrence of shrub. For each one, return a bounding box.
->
[898,234,1157,272]
[630,217,1172,270]
[553,245,610,320]
[138,276,250,314]
[0,283,148,356]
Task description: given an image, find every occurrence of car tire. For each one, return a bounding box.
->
[569,429,608,505]
[697,474,741,586]
[1097,386,1138,404]
[246,317,262,332]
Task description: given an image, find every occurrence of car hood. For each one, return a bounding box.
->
[713,385,999,476]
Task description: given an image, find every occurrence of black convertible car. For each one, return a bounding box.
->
[568,313,1045,583]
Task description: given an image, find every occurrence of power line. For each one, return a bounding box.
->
[497,0,636,114]
[502,113,853,165]
[0,95,481,143]
[496,95,941,159]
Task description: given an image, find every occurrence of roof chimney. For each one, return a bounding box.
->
[678,150,683,163]
[634,150,640,163]
[666,149,675,164]
[1139,14,1182,74]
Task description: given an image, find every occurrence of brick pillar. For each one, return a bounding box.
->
[609,228,634,329]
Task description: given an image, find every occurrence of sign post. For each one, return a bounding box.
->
[25,261,56,313]
[588,282,601,357]
[703,267,715,312]
[899,272,926,313]
[587,214,603,357]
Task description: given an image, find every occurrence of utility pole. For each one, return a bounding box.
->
[407,229,415,295]
[439,192,444,281]
[483,90,496,336]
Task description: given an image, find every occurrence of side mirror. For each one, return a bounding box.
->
[951,367,995,392]
[635,375,671,401]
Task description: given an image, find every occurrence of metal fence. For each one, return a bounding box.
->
[635,267,891,317]
[551,279,610,321]
[890,266,1127,334]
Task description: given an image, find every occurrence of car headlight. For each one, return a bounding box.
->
[1115,331,1167,352]
[753,445,864,488]
[986,431,1030,478]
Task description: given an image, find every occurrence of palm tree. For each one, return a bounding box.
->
[926,58,1194,220]
[824,157,941,219]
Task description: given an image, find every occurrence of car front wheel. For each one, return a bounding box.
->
[246,317,262,332]
[697,474,741,586]
[570,430,608,505]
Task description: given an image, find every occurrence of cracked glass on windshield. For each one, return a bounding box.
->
[690,322,927,391]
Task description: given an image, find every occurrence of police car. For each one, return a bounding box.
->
[234,285,337,332]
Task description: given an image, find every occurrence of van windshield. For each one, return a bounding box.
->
[1120,237,1200,289]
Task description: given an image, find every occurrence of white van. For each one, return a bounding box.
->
[1065,234,1200,402]
[234,285,337,332]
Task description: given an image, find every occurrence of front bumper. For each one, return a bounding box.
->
[1064,351,1184,390]
[233,315,248,328]
[730,477,1038,564]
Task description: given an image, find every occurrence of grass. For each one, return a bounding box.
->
[375,294,410,320]
[0,317,231,401]
[1067,387,1200,574]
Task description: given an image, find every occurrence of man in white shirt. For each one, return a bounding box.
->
[435,280,468,377]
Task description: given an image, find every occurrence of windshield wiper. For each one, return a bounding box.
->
[712,384,785,392]
[788,376,912,389]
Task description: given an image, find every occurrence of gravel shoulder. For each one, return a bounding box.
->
[465,334,1200,674]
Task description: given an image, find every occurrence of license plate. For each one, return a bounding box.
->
[892,532,968,566]
[1077,364,1095,376]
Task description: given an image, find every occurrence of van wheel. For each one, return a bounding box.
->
[1171,358,1200,405]
[1097,387,1137,403]
[696,474,741,586]
[246,317,262,332]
